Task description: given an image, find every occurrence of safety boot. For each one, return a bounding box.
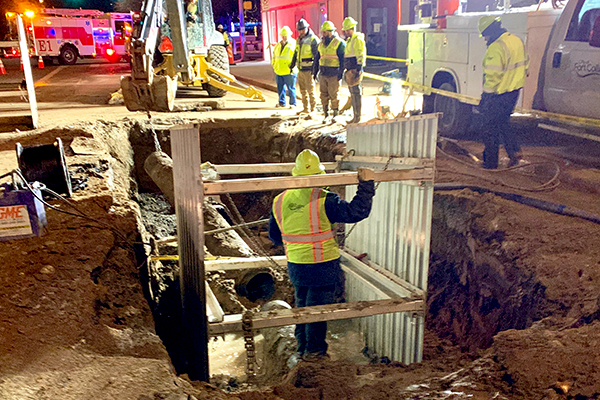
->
[322,107,329,124]
[332,109,339,123]
[349,93,362,124]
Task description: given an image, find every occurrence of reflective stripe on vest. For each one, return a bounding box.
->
[297,35,317,68]
[318,37,341,68]
[482,33,528,94]
[344,33,366,66]
[273,40,295,75]
[273,188,340,264]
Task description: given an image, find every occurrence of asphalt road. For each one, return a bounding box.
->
[0,56,281,128]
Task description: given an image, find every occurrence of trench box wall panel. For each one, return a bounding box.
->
[344,114,437,364]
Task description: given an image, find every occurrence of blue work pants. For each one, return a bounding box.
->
[276,74,297,107]
[294,284,335,355]
[480,89,521,169]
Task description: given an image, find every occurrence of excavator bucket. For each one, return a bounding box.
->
[121,74,177,112]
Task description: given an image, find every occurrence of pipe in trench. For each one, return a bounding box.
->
[434,183,600,225]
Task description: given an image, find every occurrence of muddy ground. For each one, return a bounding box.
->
[1,116,600,400]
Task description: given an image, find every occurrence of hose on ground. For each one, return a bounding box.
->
[434,183,600,225]
[436,141,562,192]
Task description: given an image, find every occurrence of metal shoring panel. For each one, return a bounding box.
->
[171,124,209,382]
[344,114,438,365]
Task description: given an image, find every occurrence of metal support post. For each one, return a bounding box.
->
[171,124,209,382]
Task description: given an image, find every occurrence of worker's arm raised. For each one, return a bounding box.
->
[324,173,375,224]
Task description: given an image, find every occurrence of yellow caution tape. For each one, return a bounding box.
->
[363,72,600,132]
[366,55,408,63]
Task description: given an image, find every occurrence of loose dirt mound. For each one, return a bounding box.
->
[492,322,600,399]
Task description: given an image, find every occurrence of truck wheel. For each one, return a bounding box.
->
[58,45,78,65]
[204,45,229,97]
[434,82,472,138]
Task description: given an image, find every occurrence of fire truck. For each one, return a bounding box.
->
[7,9,132,65]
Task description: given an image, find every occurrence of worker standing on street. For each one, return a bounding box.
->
[342,17,366,124]
[478,16,528,169]
[290,19,320,114]
[269,149,375,362]
[314,21,346,123]
[217,24,235,65]
[272,26,298,108]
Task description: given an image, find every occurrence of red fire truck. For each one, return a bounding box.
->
[7,9,132,65]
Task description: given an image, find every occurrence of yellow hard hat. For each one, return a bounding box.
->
[280,26,292,37]
[342,17,358,31]
[478,16,500,35]
[321,20,335,32]
[292,149,326,176]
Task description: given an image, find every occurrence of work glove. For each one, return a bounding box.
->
[357,168,375,183]
[357,168,376,197]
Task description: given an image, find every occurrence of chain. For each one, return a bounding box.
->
[145,112,163,153]
[344,155,394,242]
[242,310,257,378]
[224,193,282,270]
[150,125,162,153]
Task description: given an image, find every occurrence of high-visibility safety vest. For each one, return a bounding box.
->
[318,37,342,68]
[344,32,366,66]
[296,32,319,69]
[483,32,528,94]
[272,39,298,76]
[273,188,340,264]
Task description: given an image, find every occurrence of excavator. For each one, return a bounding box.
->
[121,0,264,112]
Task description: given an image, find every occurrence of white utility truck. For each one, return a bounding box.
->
[405,0,600,137]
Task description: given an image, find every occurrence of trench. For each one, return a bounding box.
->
[127,117,352,383]
[56,117,551,385]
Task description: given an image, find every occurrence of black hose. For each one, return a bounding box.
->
[434,183,600,225]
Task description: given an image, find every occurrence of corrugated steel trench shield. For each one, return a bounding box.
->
[344,114,437,364]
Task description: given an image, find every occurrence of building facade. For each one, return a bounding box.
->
[261,0,413,61]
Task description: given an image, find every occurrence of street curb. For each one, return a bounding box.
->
[234,75,277,93]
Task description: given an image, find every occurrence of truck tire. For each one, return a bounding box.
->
[204,45,229,98]
[58,45,78,65]
[434,82,472,138]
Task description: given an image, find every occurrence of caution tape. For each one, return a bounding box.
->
[366,55,408,63]
[363,71,600,132]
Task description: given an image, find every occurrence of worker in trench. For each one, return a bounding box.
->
[314,21,346,124]
[268,149,375,362]
[341,17,366,124]
[477,16,528,169]
[290,18,320,114]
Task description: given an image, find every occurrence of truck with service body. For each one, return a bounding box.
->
[405,0,600,137]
